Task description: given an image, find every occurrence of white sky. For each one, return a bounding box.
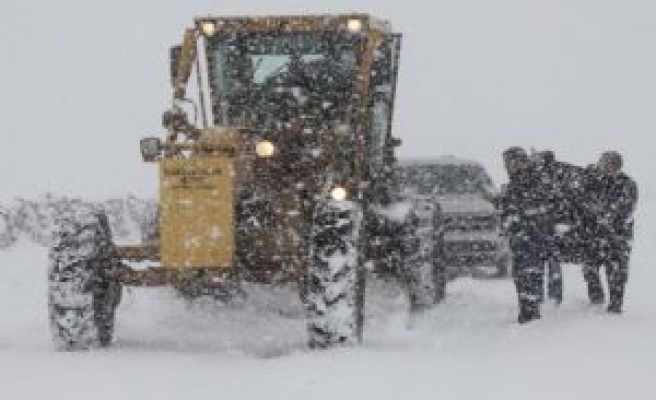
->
[1,0,655,199]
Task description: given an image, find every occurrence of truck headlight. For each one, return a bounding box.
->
[140,137,161,161]
[255,140,275,158]
[330,186,348,201]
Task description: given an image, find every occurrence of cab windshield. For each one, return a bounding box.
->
[206,32,361,131]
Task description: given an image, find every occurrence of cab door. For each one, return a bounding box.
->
[368,33,402,171]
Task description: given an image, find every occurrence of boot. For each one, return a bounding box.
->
[607,302,622,314]
[607,283,625,314]
[547,262,563,305]
[518,301,541,324]
[588,283,605,305]
[584,265,605,305]
[606,260,627,314]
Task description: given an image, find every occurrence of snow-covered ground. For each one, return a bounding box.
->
[1,196,654,400]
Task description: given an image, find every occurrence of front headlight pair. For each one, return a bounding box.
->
[254,140,346,201]
[200,18,363,37]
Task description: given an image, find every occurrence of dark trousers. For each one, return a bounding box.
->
[512,247,544,322]
[583,258,629,310]
[583,227,633,313]
[545,260,563,303]
[540,233,563,303]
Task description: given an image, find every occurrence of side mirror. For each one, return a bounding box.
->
[140,137,162,162]
[388,137,402,147]
[169,45,182,86]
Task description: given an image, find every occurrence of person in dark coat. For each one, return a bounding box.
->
[531,150,564,304]
[481,147,554,323]
[579,151,637,313]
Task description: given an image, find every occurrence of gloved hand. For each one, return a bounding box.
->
[477,188,494,202]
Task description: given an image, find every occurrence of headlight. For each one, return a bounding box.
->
[201,21,216,37]
[347,18,363,33]
[255,140,275,158]
[140,137,161,161]
[330,186,348,201]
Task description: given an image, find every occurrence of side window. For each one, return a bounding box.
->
[369,93,389,168]
[208,34,253,126]
[368,34,401,170]
[208,40,232,126]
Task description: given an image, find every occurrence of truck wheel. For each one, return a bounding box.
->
[306,199,364,348]
[472,254,512,279]
[495,253,512,278]
[48,209,121,350]
[403,199,446,311]
[140,207,159,245]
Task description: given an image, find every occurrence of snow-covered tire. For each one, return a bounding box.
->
[472,254,512,279]
[306,199,364,348]
[139,204,159,245]
[48,209,121,350]
[495,253,512,278]
[403,199,446,311]
[126,196,159,245]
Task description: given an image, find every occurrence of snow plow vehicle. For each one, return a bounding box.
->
[47,14,446,351]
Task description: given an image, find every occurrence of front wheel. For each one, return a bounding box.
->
[306,198,364,349]
[48,209,122,350]
[495,253,512,278]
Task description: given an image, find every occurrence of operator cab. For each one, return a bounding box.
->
[188,15,402,173]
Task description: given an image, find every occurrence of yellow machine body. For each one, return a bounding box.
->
[160,157,235,269]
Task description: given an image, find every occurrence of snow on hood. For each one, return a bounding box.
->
[434,194,496,215]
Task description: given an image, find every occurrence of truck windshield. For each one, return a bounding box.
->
[399,164,494,195]
[206,32,360,130]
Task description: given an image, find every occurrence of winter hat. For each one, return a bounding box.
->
[600,151,623,170]
[540,150,555,164]
[503,146,528,163]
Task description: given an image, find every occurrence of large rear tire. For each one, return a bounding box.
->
[48,209,121,350]
[306,199,364,348]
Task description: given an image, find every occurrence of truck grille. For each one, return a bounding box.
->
[443,240,498,253]
[442,214,499,232]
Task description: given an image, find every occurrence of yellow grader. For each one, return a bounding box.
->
[47,13,446,350]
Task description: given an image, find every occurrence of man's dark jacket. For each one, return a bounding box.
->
[580,168,638,243]
[494,167,554,257]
